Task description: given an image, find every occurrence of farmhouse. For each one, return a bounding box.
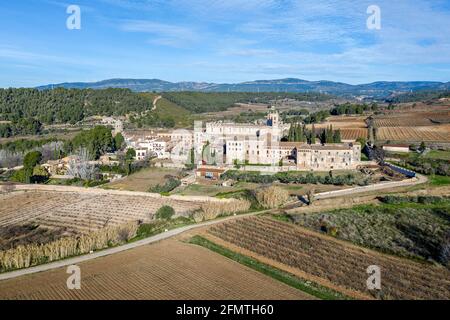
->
[196,165,227,179]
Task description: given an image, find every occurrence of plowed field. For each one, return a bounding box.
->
[0,239,313,300]
[208,216,450,300]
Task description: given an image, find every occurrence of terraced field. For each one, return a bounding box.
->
[0,239,313,300]
[0,191,201,235]
[208,216,450,300]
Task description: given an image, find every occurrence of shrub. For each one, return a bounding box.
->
[0,221,138,272]
[196,199,252,222]
[440,233,450,267]
[254,186,290,209]
[379,196,449,205]
[221,170,357,186]
[149,177,181,193]
[155,205,175,220]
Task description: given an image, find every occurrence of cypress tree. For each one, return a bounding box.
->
[311,125,316,144]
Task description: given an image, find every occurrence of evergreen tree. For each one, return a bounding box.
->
[333,129,342,143]
[310,125,316,144]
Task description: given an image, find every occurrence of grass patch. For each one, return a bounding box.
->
[188,235,350,300]
[424,150,450,161]
[429,175,450,186]
[133,217,194,241]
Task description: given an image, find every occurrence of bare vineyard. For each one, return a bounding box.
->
[376,126,450,142]
[340,128,368,140]
[0,191,202,234]
[208,217,450,300]
[374,118,433,127]
[0,240,310,300]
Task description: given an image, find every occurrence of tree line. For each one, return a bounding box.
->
[0,118,43,138]
[287,124,341,144]
[221,170,365,186]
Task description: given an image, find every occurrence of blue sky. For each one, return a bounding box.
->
[1,0,450,87]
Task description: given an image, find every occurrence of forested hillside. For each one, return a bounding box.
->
[162,92,333,113]
[387,90,450,103]
[0,88,152,124]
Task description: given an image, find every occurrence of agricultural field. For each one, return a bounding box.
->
[374,117,434,127]
[304,116,369,142]
[0,190,202,238]
[0,239,312,300]
[340,128,368,140]
[292,198,450,262]
[372,105,450,143]
[424,150,450,161]
[308,116,368,129]
[376,126,450,142]
[104,167,184,192]
[207,216,450,299]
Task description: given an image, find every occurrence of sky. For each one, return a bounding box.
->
[1,0,450,87]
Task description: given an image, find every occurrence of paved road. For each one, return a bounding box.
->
[0,210,264,281]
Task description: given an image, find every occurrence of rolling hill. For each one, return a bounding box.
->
[37,78,450,98]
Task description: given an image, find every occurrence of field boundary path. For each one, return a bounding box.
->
[0,211,263,281]
[314,174,427,200]
[11,184,234,203]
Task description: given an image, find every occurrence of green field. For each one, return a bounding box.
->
[429,175,450,186]
[103,167,183,192]
[424,150,450,161]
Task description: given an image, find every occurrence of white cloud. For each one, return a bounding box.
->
[120,20,199,47]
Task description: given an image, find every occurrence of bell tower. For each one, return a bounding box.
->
[267,107,279,127]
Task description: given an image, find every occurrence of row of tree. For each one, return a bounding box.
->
[221,170,362,186]
[287,124,342,144]
[330,103,378,115]
[0,118,43,138]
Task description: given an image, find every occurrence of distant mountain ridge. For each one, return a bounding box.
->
[36,78,450,98]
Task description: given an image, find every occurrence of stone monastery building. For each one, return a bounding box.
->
[197,108,361,171]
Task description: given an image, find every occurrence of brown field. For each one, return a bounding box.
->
[207,216,450,300]
[0,191,201,236]
[376,126,450,142]
[307,116,368,130]
[104,167,183,192]
[0,239,312,300]
[374,107,450,127]
[340,128,368,140]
